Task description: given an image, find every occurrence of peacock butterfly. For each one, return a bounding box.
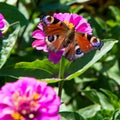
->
[40,15,103,61]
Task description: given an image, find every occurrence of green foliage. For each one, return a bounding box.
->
[77,104,101,119]
[0,23,20,68]
[0,3,28,26]
[0,0,120,119]
[66,40,117,80]
[60,111,84,120]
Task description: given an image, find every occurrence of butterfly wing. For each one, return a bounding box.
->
[75,32,102,52]
[63,42,84,61]
[41,15,69,52]
[63,32,103,60]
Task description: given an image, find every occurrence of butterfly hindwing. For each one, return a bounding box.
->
[63,41,84,61]
[45,35,65,52]
[75,32,102,52]
[63,33,102,60]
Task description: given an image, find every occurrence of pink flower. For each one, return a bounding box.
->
[0,13,6,37]
[32,13,92,64]
[0,77,61,120]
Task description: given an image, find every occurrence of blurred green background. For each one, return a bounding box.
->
[0,0,120,119]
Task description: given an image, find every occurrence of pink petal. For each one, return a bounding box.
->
[0,13,4,21]
[54,13,72,22]
[70,14,83,26]
[32,30,45,39]
[0,21,5,28]
[0,107,13,119]
[0,115,13,120]
[51,96,61,106]
[48,51,63,64]
[37,82,47,92]
[40,115,60,120]
[47,105,59,114]
[76,22,92,34]
[40,86,56,103]
[32,39,48,52]
[0,77,60,120]
[0,31,2,37]
[38,23,43,30]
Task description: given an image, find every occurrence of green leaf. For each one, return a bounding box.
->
[95,17,107,29]
[40,2,69,12]
[96,91,114,111]
[77,104,101,119]
[60,111,84,120]
[0,2,28,26]
[83,90,114,111]
[0,40,117,83]
[111,110,120,120]
[100,89,118,102]
[82,89,100,103]
[70,6,84,13]
[0,59,60,81]
[109,25,120,39]
[95,60,120,86]
[74,77,97,83]
[109,6,120,21]
[65,0,90,5]
[0,23,20,69]
[100,89,120,109]
[66,40,117,80]
[107,71,120,86]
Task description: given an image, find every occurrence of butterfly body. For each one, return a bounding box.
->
[41,15,103,60]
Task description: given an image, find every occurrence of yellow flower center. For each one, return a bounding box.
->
[64,20,74,29]
[11,92,40,120]
[33,93,40,100]
[12,112,24,120]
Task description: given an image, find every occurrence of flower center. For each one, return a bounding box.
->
[11,112,24,120]
[11,91,40,120]
[64,20,74,29]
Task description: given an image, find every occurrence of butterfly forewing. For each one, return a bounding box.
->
[41,15,69,52]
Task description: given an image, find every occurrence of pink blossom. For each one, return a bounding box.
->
[0,13,6,37]
[53,13,92,34]
[32,13,92,64]
[0,77,60,120]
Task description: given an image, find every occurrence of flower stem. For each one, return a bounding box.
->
[58,57,65,98]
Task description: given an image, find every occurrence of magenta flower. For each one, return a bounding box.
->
[32,13,92,64]
[0,13,6,37]
[0,77,61,120]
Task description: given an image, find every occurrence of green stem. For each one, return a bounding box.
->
[58,57,65,98]
[2,21,19,35]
